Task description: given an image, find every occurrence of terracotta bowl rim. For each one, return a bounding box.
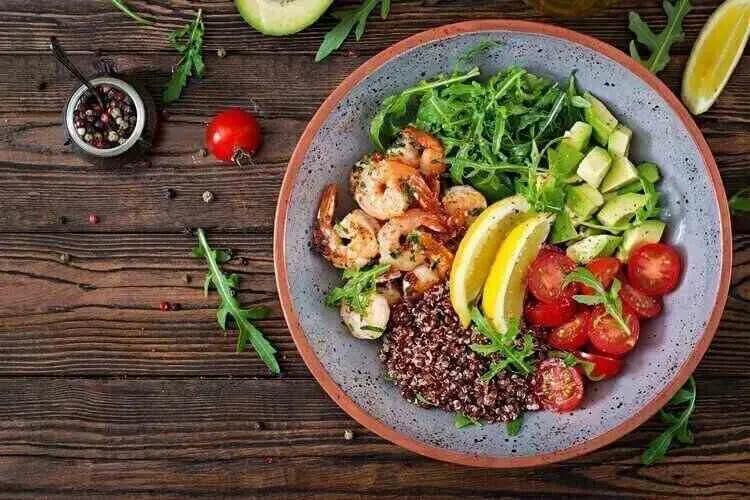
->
[273,19,732,468]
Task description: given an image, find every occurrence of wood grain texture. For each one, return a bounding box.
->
[0,0,748,496]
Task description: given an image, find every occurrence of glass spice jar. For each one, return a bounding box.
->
[63,75,157,167]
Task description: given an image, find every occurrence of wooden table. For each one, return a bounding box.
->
[0,0,748,497]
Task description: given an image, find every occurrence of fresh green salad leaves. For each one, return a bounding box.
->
[469,308,536,380]
[629,0,692,74]
[192,228,279,374]
[111,0,153,25]
[642,376,697,465]
[315,0,391,62]
[730,188,750,214]
[454,413,481,429]
[164,9,205,103]
[564,268,631,336]
[369,62,586,205]
[506,415,523,436]
[324,263,390,314]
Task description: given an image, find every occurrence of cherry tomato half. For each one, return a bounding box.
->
[205,109,262,164]
[587,305,640,356]
[627,243,682,296]
[619,281,662,319]
[580,256,621,295]
[525,297,576,328]
[575,351,624,380]
[547,311,590,350]
[533,358,585,412]
[527,251,577,304]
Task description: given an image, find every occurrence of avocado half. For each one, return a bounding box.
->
[235,0,334,36]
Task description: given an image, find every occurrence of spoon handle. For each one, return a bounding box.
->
[49,37,105,109]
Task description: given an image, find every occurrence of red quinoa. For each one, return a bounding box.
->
[380,283,544,422]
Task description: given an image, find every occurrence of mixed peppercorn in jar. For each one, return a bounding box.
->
[72,85,137,149]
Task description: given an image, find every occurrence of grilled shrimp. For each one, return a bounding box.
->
[389,126,447,177]
[378,209,447,272]
[441,185,488,229]
[312,184,381,270]
[402,232,454,298]
[340,293,390,340]
[351,157,440,220]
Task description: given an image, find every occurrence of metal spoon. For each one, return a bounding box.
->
[49,36,106,109]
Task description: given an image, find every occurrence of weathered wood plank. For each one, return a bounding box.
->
[0,377,747,497]
[0,232,747,378]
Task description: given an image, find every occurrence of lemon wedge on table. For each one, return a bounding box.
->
[450,195,532,327]
[682,0,750,115]
[481,213,553,332]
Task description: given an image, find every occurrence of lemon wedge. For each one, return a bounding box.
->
[450,195,532,327]
[682,0,750,115]
[481,213,553,332]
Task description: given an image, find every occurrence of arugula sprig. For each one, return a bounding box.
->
[315,0,391,62]
[564,268,631,336]
[111,0,153,25]
[193,228,279,374]
[454,413,481,429]
[164,9,205,103]
[642,376,697,465]
[548,350,607,381]
[730,188,750,214]
[324,263,390,314]
[629,0,692,74]
[469,308,536,380]
[506,415,523,436]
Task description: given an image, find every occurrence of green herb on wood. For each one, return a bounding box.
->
[564,268,631,336]
[192,228,279,374]
[629,0,692,74]
[111,0,153,25]
[164,9,205,103]
[315,0,391,62]
[642,376,697,465]
[730,188,750,214]
[324,263,390,314]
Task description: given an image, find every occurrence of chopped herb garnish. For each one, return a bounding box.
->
[629,0,692,74]
[361,325,385,333]
[454,413,481,429]
[164,9,205,103]
[548,350,606,381]
[506,414,523,436]
[564,268,631,336]
[324,263,390,315]
[192,228,278,374]
[414,393,435,406]
[642,376,697,465]
[468,309,536,379]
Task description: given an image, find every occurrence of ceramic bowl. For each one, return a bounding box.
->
[274,20,732,467]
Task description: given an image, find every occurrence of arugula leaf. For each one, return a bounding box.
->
[548,350,606,381]
[315,0,390,62]
[642,376,697,464]
[565,268,631,336]
[506,414,523,436]
[455,40,500,69]
[454,413,481,429]
[629,0,692,74]
[730,188,750,214]
[111,0,153,25]
[163,9,204,103]
[469,309,536,378]
[324,263,390,315]
[193,228,279,374]
[635,175,662,224]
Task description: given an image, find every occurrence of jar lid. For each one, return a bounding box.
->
[65,76,147,158]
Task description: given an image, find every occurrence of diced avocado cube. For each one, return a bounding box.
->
[584,92,618,145]
[576,146,612,189]
[567,183,604,220]
[607,124,633,157]
[603,191,618,202]
[637,162,661,183]
[551,141,585,178]
[597,193,647,227]
[600,156,639,193]
[566,235,623,264]
[617,220,666,262]
[551,210,579,244]
[562,121,593,151]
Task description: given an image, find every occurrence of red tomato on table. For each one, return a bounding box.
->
[627,243,682,296]
[533,358,585,412]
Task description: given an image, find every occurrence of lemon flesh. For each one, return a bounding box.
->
[450,195,532,327]
[481,213,553,332]
[235,0,334,36]
[682,0,750,115]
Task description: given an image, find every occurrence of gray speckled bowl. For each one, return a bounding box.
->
[274,21,732,467]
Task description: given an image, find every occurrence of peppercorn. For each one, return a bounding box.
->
[202,191,214,203]
[59,253,70,264]
[159,301,170,312]
[217,47,227,58]
[163,188,176,200]
[343,429,354,440]
[87,213,99,224]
